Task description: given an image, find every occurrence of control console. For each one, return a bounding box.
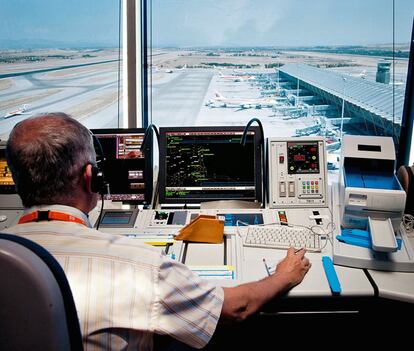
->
[268,137,328,208]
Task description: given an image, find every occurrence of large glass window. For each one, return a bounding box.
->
[146,0,414,170]
[0,0,123,140]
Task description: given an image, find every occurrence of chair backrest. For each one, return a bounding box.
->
[0,233,83,351]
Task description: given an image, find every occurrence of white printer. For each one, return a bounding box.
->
[334,135,414,272]
[339,135,406,231]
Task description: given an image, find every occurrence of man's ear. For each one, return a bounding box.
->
[83,164,94,193]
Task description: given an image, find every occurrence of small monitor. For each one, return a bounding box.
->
[0,144,16,194]
[90,129,153,206]
[159,126,262,204]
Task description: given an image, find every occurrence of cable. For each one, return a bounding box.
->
[96,193,105,230]
[140,123,160,154]
[240,117,266,206]
[140,124,160,208]
[91,133,108,230]
[401,214,414,236]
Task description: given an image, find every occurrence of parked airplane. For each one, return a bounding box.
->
[2,104,30,119]
[349,70,366,79]
[154,64,186,74]
[205,91,281,109]
[218,72,255,82]
[294,124,321,137]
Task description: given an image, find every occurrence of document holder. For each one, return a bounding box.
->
[175,215,224,243]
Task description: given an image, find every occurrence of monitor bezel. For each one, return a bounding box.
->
[158,126,262,205]
[90,128,153,206]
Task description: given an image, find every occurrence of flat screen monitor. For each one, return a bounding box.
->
[159,126,262,204]
[0,144,16,194]
[90,128,153,206]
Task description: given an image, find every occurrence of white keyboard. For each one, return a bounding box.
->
[243,225,321,252]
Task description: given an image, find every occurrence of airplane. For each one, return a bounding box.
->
[2,104,30,119]
[205,91,282,109]
[294,124,321,137]
[293,116,327,137]
[349,70,366,79]
[218,72,255,82]
[273,104,305,114]
[154,64,186,74]
[282,110,307,120]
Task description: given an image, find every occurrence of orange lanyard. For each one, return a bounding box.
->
[19,210,87,227]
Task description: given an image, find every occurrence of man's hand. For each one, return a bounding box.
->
[221,247,311,322]
[274,247,311,288]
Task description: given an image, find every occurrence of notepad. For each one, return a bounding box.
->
[188,265,235,280]
[125,234,175,246]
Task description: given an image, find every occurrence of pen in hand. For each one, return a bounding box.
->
[263,258,271,276]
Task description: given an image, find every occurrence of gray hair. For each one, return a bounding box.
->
[6,112,96,207]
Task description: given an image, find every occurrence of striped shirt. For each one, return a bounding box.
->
[5,205,224,351]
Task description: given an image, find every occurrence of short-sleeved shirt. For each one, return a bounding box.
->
[6,205,224,350]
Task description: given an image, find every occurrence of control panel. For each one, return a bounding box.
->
[0,194,24,231]
[268,137,328,208]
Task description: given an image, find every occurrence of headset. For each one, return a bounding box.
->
[90,133,107,195]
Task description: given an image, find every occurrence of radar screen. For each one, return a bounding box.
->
[159,126,262,204]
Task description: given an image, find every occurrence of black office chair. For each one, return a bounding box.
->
[0,233,84,351]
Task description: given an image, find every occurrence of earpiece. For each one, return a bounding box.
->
[90,164,105,194]
[90,134,107,195]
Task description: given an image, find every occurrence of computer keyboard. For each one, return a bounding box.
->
[243,225,321,252]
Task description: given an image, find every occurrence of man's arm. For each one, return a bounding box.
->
[221,248,311,321]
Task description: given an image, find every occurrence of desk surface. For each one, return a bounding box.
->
[233,234,374,298]
[367,270,414,303]
[367,230,414,303]
[89,195,414,305]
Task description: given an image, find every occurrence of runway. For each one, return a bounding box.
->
[150,69,214,126]
[1,49,408,142]
[0,60,122,140]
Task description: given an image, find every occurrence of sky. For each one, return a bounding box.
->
[153,0,414,47]
[0,0,413,48]
[0,0,120,47]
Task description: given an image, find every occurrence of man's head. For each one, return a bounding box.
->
[6,113,98,212]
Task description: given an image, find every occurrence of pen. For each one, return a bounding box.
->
[262,258,271,276]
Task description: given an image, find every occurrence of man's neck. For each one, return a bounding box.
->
[56,197,90,217]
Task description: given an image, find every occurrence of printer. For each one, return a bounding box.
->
[334,135,414,272]
[339,135,406,232]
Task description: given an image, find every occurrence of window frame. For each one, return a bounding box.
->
[138,0,414,168]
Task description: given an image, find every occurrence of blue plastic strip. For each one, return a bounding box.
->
[322,256,341,295]
[337,230,402,250]
[341,228,370,239]
[336,235,371,248]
